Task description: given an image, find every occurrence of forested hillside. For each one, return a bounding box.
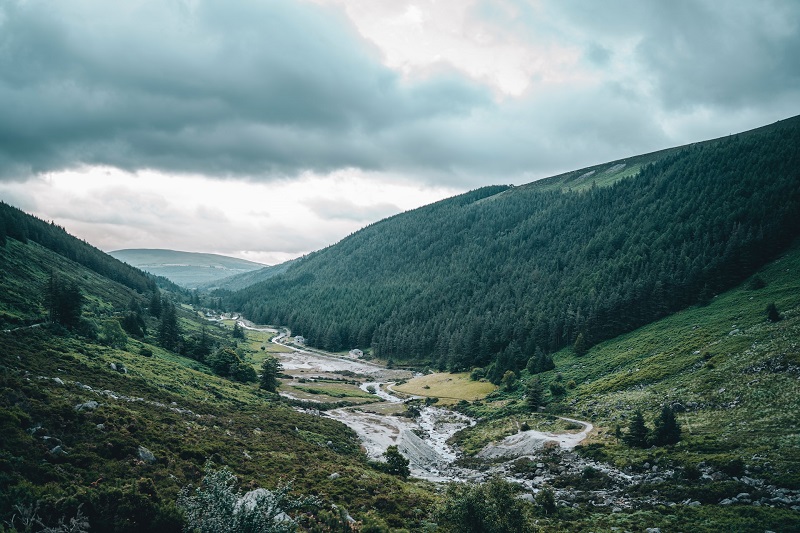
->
[0,202,157,298]
[230,117,800,375]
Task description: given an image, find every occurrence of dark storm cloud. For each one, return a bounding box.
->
[541,0,800,111]
[0,0,798,186]
[0,0,492,180]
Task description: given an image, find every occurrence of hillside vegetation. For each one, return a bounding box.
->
[230,117,800,378]
[0,210,441,532]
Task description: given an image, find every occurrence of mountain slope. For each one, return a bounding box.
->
[109,249,265,288]
[230,116,800,373]
[197,259,297,292]
[0,208,434,531]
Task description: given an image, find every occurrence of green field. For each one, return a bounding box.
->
[392,372,496,403]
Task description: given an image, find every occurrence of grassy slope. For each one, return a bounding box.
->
[565,239,800,484]
[468,239,800,486]
[0,239,435,531]
[0,239,143,326]
[522,114,799,194]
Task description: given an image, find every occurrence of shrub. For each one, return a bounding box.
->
[177,463,318,533]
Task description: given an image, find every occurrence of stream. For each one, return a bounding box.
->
[262,326,595,484]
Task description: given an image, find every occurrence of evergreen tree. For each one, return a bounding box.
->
[45,273,84,328]
[624,410,650,448]
[382,445,410,478]
[259,356,283,392]
[150,292,162,318]
[573,332,588,357]
[766,302,782,322]
[526,378,545,412]
[652,405,681,445]
[158,300,181,352]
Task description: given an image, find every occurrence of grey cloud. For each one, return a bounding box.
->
[0,0,798,187]
[306,198,402,222]
[634,1,800,110]
[0,0,492,180]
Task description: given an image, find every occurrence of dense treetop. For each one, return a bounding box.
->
[230,117,800,372]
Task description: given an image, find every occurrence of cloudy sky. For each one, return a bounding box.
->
[1,0,798,264]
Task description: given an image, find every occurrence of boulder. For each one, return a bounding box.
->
[74,400,99,412]
[137,446,156,463]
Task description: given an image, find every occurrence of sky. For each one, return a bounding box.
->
[1,0,798,265]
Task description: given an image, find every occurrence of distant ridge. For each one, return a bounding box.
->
[197,258,297,292]
[110,248,265,288]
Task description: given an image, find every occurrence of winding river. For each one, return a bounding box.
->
[256,324,594,484]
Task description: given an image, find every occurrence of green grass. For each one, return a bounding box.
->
[481,240,800,487]
[392,372,496,403]
[0,239,439,531]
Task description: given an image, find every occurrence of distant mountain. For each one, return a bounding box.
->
[197,258,297,292]
[230,115,800,372]
[109,249,265,288]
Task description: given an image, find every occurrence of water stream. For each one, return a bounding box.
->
[261,326,593,483]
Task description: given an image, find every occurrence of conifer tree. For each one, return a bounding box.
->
[259,356,282,392]
[383,445,410,478]
[158,300,181,352]
[652,405,681,445]
[624,410,650,448]
[526,377,545,412]
[766,302,782,322]
[573,332,588,357]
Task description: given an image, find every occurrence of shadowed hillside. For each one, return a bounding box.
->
[230,116,800,379]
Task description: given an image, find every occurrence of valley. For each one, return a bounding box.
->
[2,115,799,531]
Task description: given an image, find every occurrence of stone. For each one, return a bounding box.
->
[688,500,701,507]
[50,445,68,456]
[719,498,734,506]
[74,400,99,412]
[137,445,156,463]
[328,472,341,480]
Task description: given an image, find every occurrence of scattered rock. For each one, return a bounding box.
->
[137,445,156,463]
[53,377,64,385]
[329,472,341,480]
[688,500,701,507]
[74,400,99,412]
[50,445,68,456]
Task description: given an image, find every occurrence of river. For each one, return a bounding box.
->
[262,326,596,484]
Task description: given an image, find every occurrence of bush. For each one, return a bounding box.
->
[434,477,532,532]
[177,463,318,533]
